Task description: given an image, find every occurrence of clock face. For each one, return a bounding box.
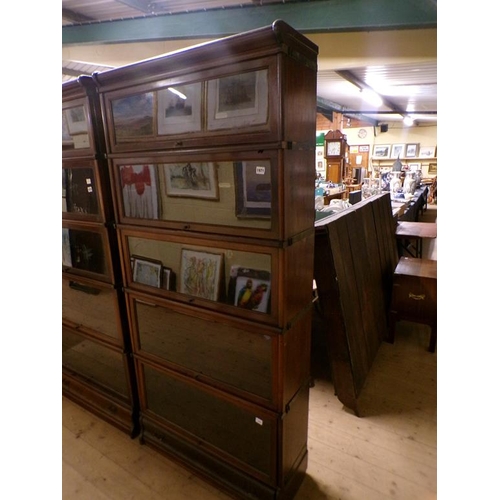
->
[358,128,367,139]
[327,141,341,156]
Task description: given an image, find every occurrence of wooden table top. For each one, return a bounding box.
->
[395,221,437,239]
[394,257,437,279]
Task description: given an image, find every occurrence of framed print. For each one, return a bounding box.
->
[230,267,271,313]
[157,82,202,135]
[64,105,88,135]
[207,69,268,130]
[373,145,390,158]
[163,162,219,200]
[62,228,72,267]
[408,163,422,171]
[132,256,162,288]
[234,160,271,219]
[119,164,159,219]
[406,143,419,158]
[180,249,223,301]
[391,144,405,159]
[111,92,154,140]
[428,163,437,174]
[419,146,436,158]
[162,267,176,291]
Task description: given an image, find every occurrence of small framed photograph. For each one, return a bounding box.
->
[408,163,422,171]
[234,160,272,219]
[419,146,436,158]
[406,144,419,158]
[428,163,437,174]
[180,249,224,301]
[229,267,271,313]
[119,164,159,219]
[132,256,162,288]
[391,144,406,159]
[111,92,154,140]
[162,267,176,291]
[373,145,391,158]
[157,82,202,135]
[64,105,88,135]
[163,162,219,200]
[207,69,269,130]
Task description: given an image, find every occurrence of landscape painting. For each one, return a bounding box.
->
[111,92,154,140]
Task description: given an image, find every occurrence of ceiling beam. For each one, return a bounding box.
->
[62,8,96,23]
[62,0,437,45]
[316,96,379,126]
[63,67,91,77]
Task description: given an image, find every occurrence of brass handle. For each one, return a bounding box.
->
[409,292,425,300]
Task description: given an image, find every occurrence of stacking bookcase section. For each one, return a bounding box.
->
[95,20,317,499]
[62,77,139,437]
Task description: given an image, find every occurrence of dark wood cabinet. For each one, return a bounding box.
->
[62,78,139,437]
[93,20,318,499]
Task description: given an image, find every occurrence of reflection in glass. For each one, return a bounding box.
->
[63,168,98,215]
[62,228,107,275]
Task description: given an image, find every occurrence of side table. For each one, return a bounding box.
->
[388,257,437,352]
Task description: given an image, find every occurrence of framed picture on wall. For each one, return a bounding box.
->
[163,162,219,200]
[391,144,406,159]
[406,144,419,158]
[428,163,437,174]
[157,82,202,135]
[207,69,269,130]
[373,145,390,158]
[419,146,436,158]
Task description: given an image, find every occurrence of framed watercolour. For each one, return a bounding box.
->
[229,267,271,313]
[419,146,436,158]
[157,82,202,135]
[428,163,437,174]
[163,162,219,200]
[180,249,223,301]
[132,256,162,288]
[64,105,88,135]
[391,144,405,159]
[373,145,390,158]
[207,69,269,130]
[406,144,419,158]
[234,160,271,219]
[119,164,159,219]
[111,92,154,140]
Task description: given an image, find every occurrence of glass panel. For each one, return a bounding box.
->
[62,327,129,399]
[143,365,272,475]
[62,228,108,276]
[62,167,99,215]
[62,106,90,150]
[118,160,272,230]
[135,300,272,399]
[127,236,272,314]
[62,280,121,341]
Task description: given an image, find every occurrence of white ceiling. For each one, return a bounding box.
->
[62,0,437,125]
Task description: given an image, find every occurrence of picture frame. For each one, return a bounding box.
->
[157,82,202,135]
[234,160,272,219]
[180,249,224,301]
[408,162,422,171]
[391,143,406,159]
[228,266,271,313]
[419,146,436,158]
[405,143,419,158]
[428,163,437,174]
[64,105,88,135]
[207,69,269,131]
[119,164,159,219]
[132,255,162,288]
[163,162,219,200]
[162,267,176,291]
[111,92,154,140]
[373,145,391,158]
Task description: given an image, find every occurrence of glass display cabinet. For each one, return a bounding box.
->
[93,20,318,499]
[62,77,139,436]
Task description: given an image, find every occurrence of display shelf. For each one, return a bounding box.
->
[94,20,317,499]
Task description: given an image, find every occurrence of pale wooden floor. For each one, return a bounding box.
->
[62,205,438,500]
